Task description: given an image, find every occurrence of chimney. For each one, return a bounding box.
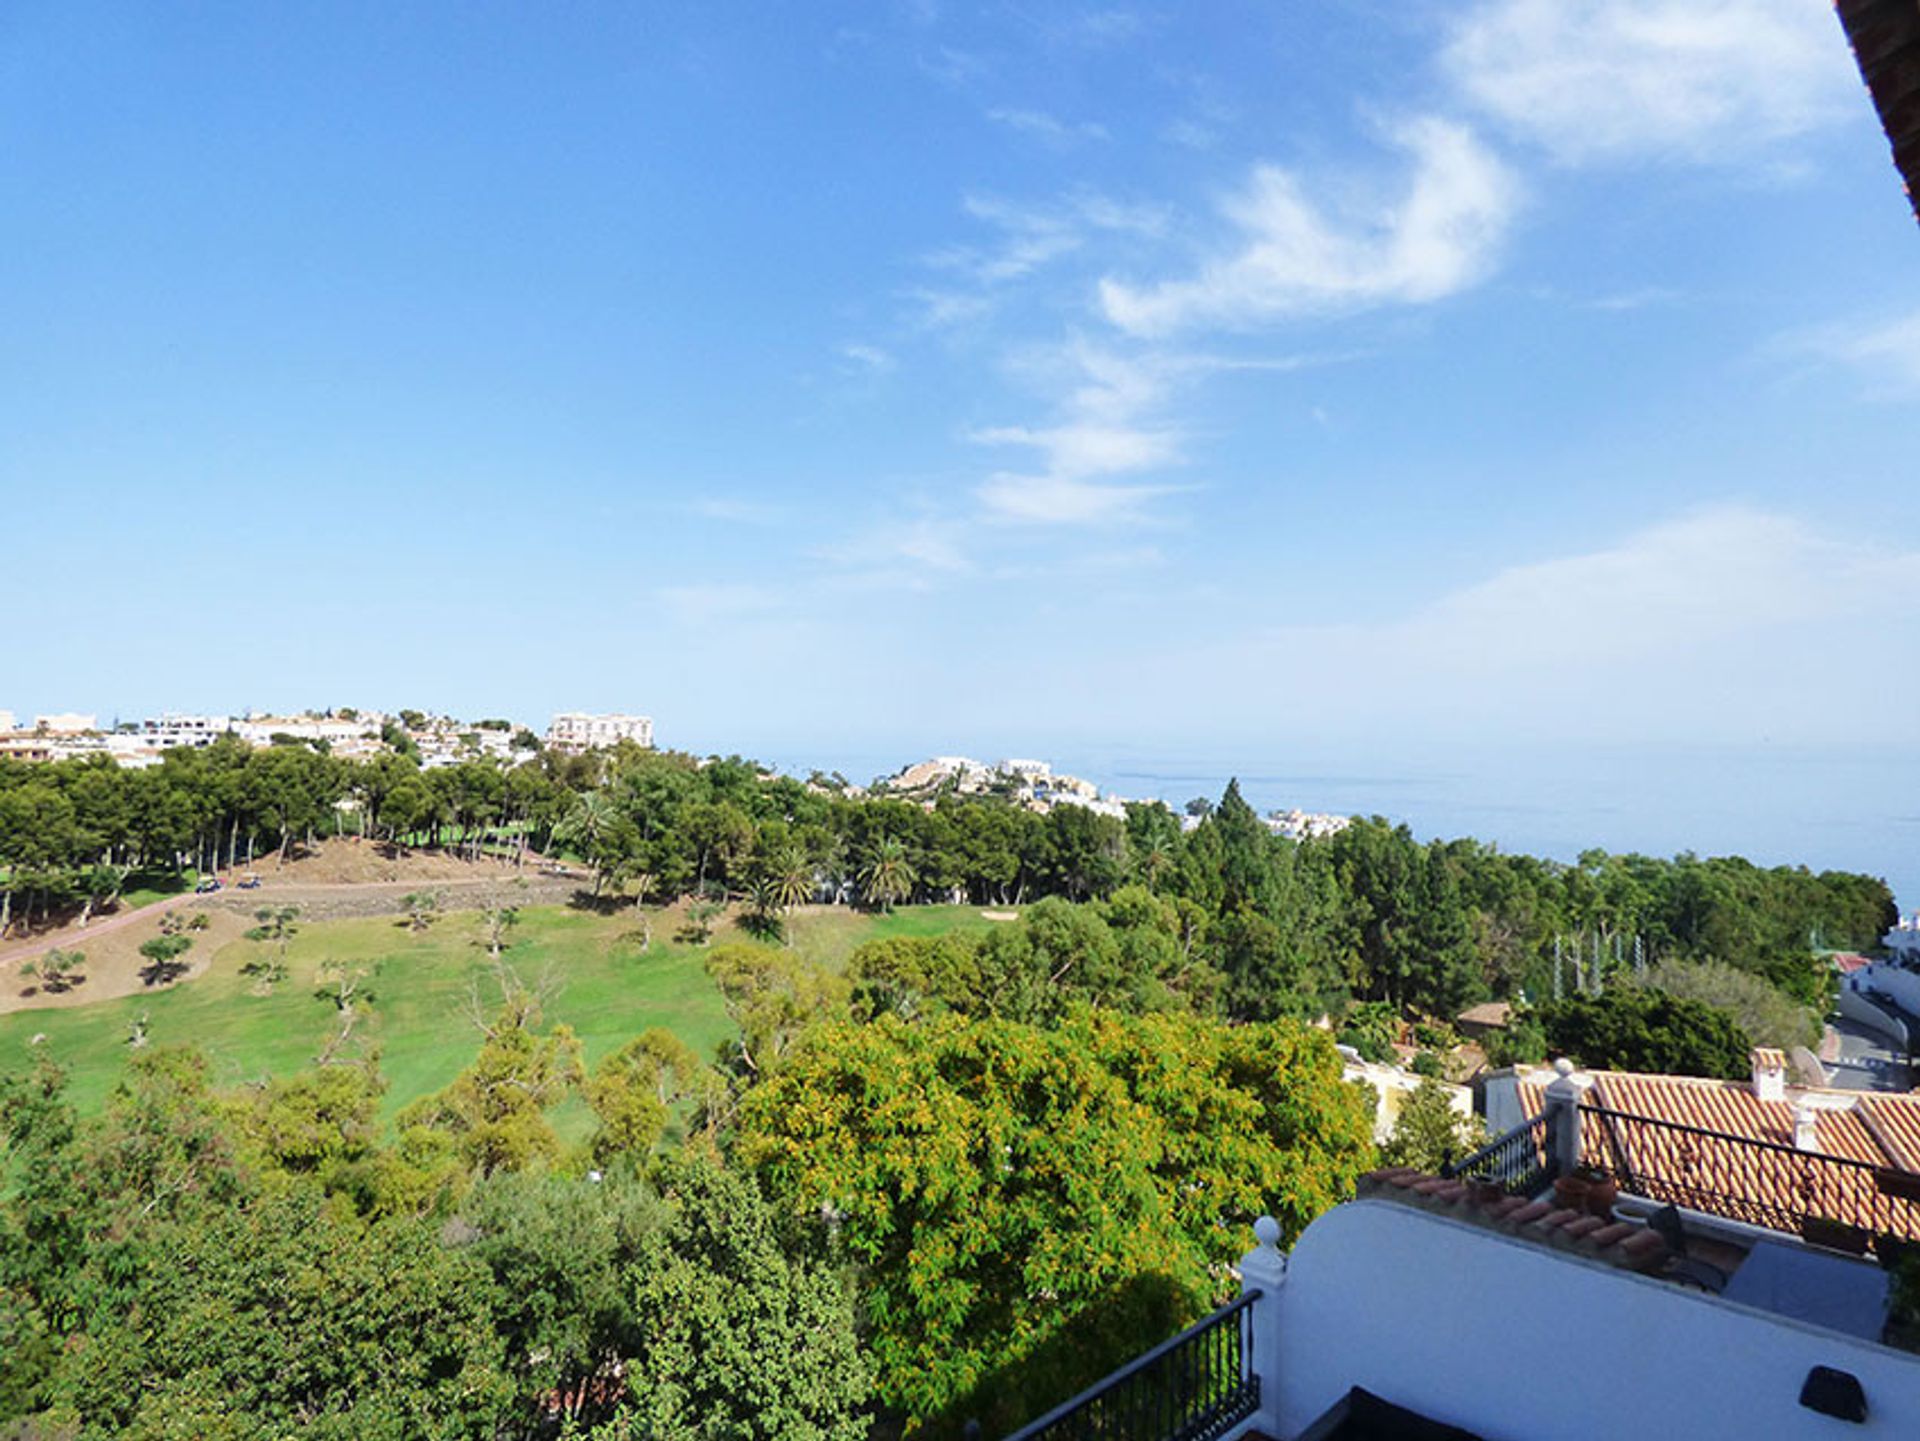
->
[1793,1099,1820,1153]
[1751,1048,1788,1104]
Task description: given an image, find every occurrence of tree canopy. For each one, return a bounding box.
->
[1541,989,1755,1080]
[735,1009,1372,1434]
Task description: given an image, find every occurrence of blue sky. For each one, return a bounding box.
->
[4,2,1917,888]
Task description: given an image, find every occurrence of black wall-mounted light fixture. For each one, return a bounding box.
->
[1799,1365,1868,1424]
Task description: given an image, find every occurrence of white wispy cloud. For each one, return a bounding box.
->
[901,286,996,331]
[905,190,1168,332]
[974,473,1174,525]
[1441,0,1857,166]
[987,106,1110,146]
[1803,306,1920,395]
[919,45,989,89]
[968,339,1199,525]
[1130,507,1920,745]
[657,583,784,623]
[1061,9,1147,46]
[1099,117,1521,336]
[1402,506,1888,665]
[973,421,1180,479]
[684,497,784,525]
[1070,191,1171,238]
[840,342,897,373]
[815,515,976,591]
[1585,285,1682,312]
[965,339,1353,528]
[926,195,1083,286]
[1160,117,1218,151]
[928,190,1164,288]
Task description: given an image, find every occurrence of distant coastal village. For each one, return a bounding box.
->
[0,705,1352,842]
[868,752,1351,841]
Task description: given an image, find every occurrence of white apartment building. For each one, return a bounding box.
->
[234,714,380,748]
[1266,808,1353,841]
[140,714,234,749]
[33,713,97,734]
[547,713,653,752]
[0,710,14,733]
[999,758,1051,782]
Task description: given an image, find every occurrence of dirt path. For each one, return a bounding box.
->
[0,892,205,968]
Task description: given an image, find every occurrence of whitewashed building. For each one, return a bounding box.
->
[139,714,235,749]
[1885,917,1920,963]
[546,712,654,752]
[236,714,378,745]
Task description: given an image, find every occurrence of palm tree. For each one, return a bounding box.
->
[741,876,785,941]
[1134,833,1174,891]
[859,837,916,913]
[769,845,813,914]
[553,790,619,895]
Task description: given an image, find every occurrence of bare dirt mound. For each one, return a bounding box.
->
[221,837,539,886]
[204,876,580,923]
[0,901,250,1015]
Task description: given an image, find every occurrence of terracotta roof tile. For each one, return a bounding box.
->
[1859,1095,1920,1172]
[1513,1066,1920,1243]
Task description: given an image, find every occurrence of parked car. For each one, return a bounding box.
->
[195,877,222,893]
[237,873,261,890]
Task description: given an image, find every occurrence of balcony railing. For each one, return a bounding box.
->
[999,1291,1260,1441]
[1578,1102,1920,1255]
[1441,1110,1559,1197]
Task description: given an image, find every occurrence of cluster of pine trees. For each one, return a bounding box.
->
[3,745,1894,1023]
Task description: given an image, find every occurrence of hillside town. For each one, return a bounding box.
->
[0,707,651,770]
[0,710,1360,841]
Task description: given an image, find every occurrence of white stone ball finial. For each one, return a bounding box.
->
[1253,1215,1282,1249]
[1553,1056,1575,1077]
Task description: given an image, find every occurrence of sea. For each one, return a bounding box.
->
[776,741,1919,916]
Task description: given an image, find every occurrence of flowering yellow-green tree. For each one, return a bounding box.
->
[396,993,582,1177]
[735,1008,1373,1435]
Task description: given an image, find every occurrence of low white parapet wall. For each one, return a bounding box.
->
[1839,983,1910,1050]
[1238,1199,1920,1441]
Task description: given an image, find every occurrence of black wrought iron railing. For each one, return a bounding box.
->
[1577,1103,1920,1254]
[1441,1111,1559,1197]
[999,1291,1261,1441]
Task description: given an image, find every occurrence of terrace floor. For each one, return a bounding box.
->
[1368,1170,1895,1343]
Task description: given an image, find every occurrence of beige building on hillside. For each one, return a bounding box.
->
[547,712,654,752]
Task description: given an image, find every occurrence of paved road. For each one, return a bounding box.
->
[1822,1016,1913,1092]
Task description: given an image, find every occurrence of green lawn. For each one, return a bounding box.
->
[118,866,198,910]
[0,901,996,1124]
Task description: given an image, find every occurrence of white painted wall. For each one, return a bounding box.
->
[1860,962,1920,1021]
[1244,1200,1920,1440]
[1342,1059,1472,1144]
